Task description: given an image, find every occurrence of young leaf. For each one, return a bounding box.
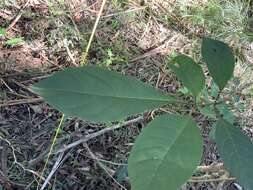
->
[31,66,175,122]
[210,80,220,98]
[170,55,205,96]
[201,38,235,90]
[198,104,216,119]
[215,119,253,190]
[5,37,24,46]
[0,28,6,37]
[128,114,203,190]
[217,103,235,124]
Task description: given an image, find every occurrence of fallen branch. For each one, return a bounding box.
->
[56,116,144,154]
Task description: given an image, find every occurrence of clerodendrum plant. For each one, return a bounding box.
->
[31,38,253,190]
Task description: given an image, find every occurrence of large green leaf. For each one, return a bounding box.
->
[31,66,175,122]
[215,119,253,190]
[201,38,235,90]
[170,55,205,96]
[128,114,203,190]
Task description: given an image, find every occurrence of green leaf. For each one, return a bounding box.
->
[217,103,235,124]
[170,55,205,96]
[31,66,175,122]
[250,87,253,97]
[5,37,24,46]
[215,119,253,190]
[0,28,6,37]
[209,122,217,140]
[198,87,211,103]
[128,114,203,190]
[115,165,128,183]
[201,38,235,90]
[198,104,216,119]
[210,80,219,98]
[178,86,190,95]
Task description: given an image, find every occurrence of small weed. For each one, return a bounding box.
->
[0,27,24,47]
[5,37,24,46]
[100,48,127,67]
[111,19,121,29]
[0,27,6,36]
[112,0,128,8]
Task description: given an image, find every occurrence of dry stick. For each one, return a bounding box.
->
[39,150,72,190]
[188,176,236,183]
[63,39,78,67]
[0,136,44,182]
[0,170,27,188]
[28,146,51,167]
[0,142,8,176]
[85,143,127,190]
[196,163,224,173]
[80,0,107,65]
[39,152,65,190]
[0,10,13,21]
[56,116,144,154]
[30,117,142,167]
[6,0,30,31]
[37,118,143,189]
[188,163,236,183]
[0,98,43,107]
[37,114,65,189]
[1,79,14,93]
[102,7,146,18]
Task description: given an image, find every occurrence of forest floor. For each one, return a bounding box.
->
[0,0,253,189]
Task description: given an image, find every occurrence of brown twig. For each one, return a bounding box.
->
[0,136,45,182]
[28,146,51,167]
[0,142,8,176]
[0,98,43,107]
[63,39,78,67]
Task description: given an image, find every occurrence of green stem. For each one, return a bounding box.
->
[80,0,107,66]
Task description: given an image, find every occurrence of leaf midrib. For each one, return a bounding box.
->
[32,87,174,102]
[147,117,192,188]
